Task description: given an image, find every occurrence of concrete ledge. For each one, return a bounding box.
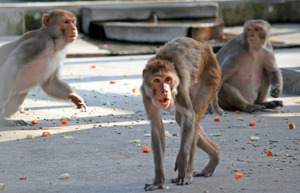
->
[281,68,300,95]
[81,2,218,34]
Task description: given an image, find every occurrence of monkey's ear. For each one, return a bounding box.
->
[43,14,52,26]
[142,69,146,78]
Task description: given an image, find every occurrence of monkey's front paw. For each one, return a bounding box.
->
[171,175,193,185]
[68,93,87,112]
[144,183,163,191]
[271,87,281,98]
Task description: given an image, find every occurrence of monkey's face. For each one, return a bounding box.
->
[245,24,265,47]
[150,74,175,111]
[60,16,78,43]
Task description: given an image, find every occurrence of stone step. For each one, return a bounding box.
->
[81,2,218,35]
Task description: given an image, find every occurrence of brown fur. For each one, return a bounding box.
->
[212,19,282,115]
[141,37,221,191]
[0,9,86,127]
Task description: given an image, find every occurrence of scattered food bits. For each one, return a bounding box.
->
[267,150,273,156]
[110,80,116,84]
[42,131,51,136]
[0,183,5,190]
[129,139,141,143]
[214,117,220,122]
[61,120,68,124]
[144,134,151,137]
[289,123,296,129]
[238,117,243,121]
[247,141,252,144]
[19,176,28,180]
[20,110,26,114]
[250,136,260,140]
[26,134,35,139]
[172,133,178,136]
[31,120,38,124]
[235,111,242,114]
[59,173,69,179]
[102,44,108,48]
[165,131,172,137]
[249,121,256,126]
[210,133,223,137]
[143,146,151,153]
[234,172,244,180]
[90,65,97,69]
[132,88,138,93]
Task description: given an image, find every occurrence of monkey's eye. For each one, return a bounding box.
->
[165,77,172,82]
[254,27,260,31]
[153,79,160,83]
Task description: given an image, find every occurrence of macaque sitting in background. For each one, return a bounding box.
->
[0,9,86,127]
[212,19,283,115]
[141,37,221,191]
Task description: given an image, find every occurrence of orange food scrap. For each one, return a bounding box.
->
[110,80,116,84]
[267,150,273,156]
[61,120,68,124]
[235,111,242,114]
[247,141,252,144]
[42,131,51,136]
[132,88,138,93]
[234,172,244,180]
[20,110,26,114]
[90,65,97,69]
[31,120,38,124]
[214,117,220,122]
[249,121,256,126]
[143,146,151,153]
[289,123,296,129]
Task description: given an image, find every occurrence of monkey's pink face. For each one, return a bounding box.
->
[61,16,78,43]
[150,74,175,111]
[245,24,264,45]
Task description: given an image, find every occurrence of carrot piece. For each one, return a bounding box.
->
[132,88,138,93]
[249,121,256,126]
[90,65,97,69]
[110,80,116,84]
[143,146,151,153]
[214,117,220,122]
[234,172,244,180]
[61,120,68,124]
[31,120,38,124]
[289,123,296,129]
[42,131,51,136]
[267,150,273,156]
[20,110,26,114]
[247,141,252,144]
[235,111,241,114]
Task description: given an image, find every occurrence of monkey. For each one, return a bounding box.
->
[141,37,221,191]
[0,9,86,127]
[212,19,283,115]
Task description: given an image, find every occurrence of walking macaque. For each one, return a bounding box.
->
[212,20,283,115]
[0,9,86,127]
[141,37,221,191]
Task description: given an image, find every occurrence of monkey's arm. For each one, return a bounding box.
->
[141,90,166,191]
[0,59,20,117]
[264,54,282,98]
[174,86,195,184]
[40,73,86,111]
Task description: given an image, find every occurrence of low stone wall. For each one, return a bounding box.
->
[0,0,299,35]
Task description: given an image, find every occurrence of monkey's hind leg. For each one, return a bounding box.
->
[260,100,283,109]
[3,93,28,126]
[193,125,220,177]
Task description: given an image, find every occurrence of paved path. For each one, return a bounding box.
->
[0,55,299,193]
